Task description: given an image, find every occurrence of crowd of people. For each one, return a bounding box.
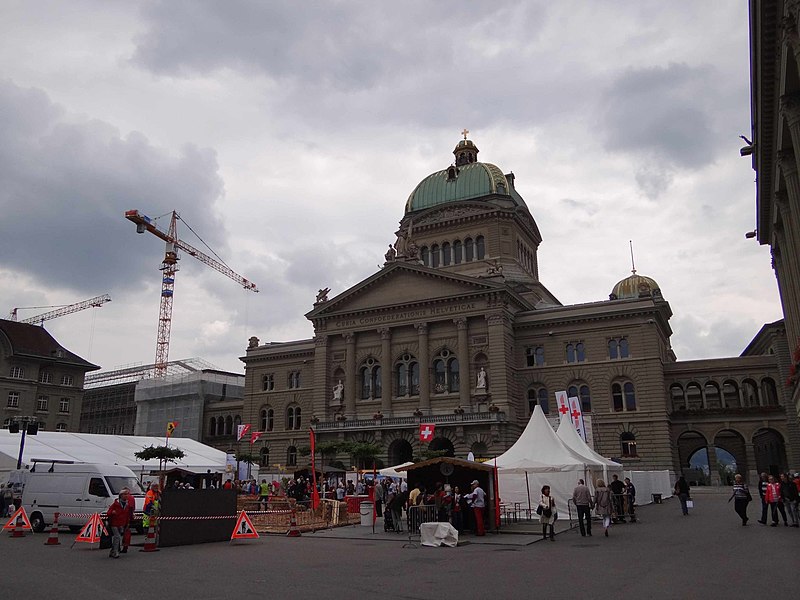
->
[730,471,800,527]
[569,475,637,541]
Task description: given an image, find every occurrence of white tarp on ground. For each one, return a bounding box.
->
[491,406,609,512]
[0,431,228,480]
[624,470,674,504]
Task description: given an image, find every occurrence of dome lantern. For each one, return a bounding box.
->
[454,128,479,166]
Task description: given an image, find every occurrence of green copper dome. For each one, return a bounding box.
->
[405,136,523,214]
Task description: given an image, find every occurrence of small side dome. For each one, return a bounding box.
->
[610,273,661,300]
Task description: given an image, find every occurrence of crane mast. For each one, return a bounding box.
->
[125,210,258,377]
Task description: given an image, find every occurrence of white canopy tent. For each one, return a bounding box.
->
[0,431,230,482]
[556,416,623,483]
[378,462,413,479]
[490,406,609,514]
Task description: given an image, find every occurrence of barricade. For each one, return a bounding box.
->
[140,523,159,552]
[610,493,637,523]
[407,504,437,533]
[44,512,61,546]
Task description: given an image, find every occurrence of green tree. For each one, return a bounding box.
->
[134,445,186,485]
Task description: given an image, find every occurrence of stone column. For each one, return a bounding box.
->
[312,334,328,419]
[344,333,356,417]
[707,444,720,485]
[485,310,510,405]
[744,442,759,485]
[379,327,392,416]
[454,317,470,409]
[416,323,430,412]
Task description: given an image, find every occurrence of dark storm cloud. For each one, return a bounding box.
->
[0,80,228,292]
[598,63,721,197]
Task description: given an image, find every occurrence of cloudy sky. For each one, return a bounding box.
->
[0,1,780,375]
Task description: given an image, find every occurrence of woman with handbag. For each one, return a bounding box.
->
[728,473,751,525]
[594,479,613,537]
[538,485,557,541]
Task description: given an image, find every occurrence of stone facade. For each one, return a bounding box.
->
[0,319,98,433]
[240,137,799,483]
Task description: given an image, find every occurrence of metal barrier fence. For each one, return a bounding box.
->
[406,505,437,533]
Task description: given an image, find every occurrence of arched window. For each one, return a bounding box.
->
[566,342,585,363]
[722,380,739,408]
[527,386,549,414]
[620,432,637,457]
[453,240,462,264]
[612,384,623,412]
[670,384,685,410]
[234,415,242,429]
[686,383,702,409]
[225,416,233,435]
[260,407,274,432]
[359,358,381,400]
[442,242,451,266]
[624,382,637,411]
[579,385,592,413]
[209,417,216,437]
[619,338,629,358]
[465,237,474,261]
[216,417,224,436]
[705,382,721,408]
[431,244,440,268]
[286,446,297,466]
[761,378,778,406]
[476,235,485,260]
[421,246,429,266]
[608,339,618,359]
[432,349,458,394]
[260,447,270,467]
[286,406,301,430]
[396,354,419,396]
[742,379,759,406]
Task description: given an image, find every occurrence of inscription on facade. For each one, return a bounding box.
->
[333,303,478,329]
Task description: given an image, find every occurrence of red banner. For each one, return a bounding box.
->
[250,431,263,444]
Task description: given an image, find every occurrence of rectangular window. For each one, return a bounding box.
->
[39,371,52,384]
[9,366,24,379]
[59,398,70,413]
[56,423,67,432]
[288,371,301,389]
[36,396,48,412]
[60,374,74,386]
[262,374,274,391]
[7,392,20,408]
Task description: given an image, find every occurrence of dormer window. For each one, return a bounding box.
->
[447,166,458,181]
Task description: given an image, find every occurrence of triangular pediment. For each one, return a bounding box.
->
[306,263,522,320]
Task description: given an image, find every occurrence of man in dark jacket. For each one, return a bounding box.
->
[106,488,135,558]
[609,474,626,522]
[757,472,769,524]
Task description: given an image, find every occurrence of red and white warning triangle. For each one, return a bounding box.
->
[74,513,108,544]
[2,506,32,531]
[231,511,259,540]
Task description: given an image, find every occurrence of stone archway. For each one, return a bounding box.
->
[677,430,708,483]
[713,429,748,484]
[753,428,787,476]
[387,438,413,466]
[429,437,455,457]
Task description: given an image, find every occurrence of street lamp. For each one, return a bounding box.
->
[8,416,39,469]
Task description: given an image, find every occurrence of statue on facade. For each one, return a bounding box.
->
[316,288,331,303]
[384,244,396,263]
[476,367,487,389]
[332,379,344,403]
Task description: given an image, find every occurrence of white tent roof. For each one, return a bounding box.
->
[556,418,622,469]
[490,405,603,473]
[0,431,228,476]
[378,462,413,479]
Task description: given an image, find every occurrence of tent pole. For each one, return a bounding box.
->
[525,471,531,517]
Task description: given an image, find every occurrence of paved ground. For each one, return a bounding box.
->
[4,489,798,599]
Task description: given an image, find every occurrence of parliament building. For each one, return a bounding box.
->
[239,135,799,484]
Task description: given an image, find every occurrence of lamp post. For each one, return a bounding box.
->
[9,416,39,469]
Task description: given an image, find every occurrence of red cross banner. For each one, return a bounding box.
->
[568,395,587,442]
[237,424,251,441]
[419,423,435,442]
[250,431,263,444]
[554,391,569,424]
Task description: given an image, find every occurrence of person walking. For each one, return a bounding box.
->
[452,485,464,531]
[572,479,593,537]
[728,474,752,526]
[106,488,135,558]
[142,482,161,531]
[538,485,557,541]
[674,476,691,516]
[757,472,769,524]
[594,479,613,537]
[624,477,637,522]
[779,473,799,527]
[609,474,626,523]
[765,475,787,526]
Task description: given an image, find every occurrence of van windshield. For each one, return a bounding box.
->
[106,476,146,495]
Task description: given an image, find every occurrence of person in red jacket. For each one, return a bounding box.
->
[106,488,135,558]
[764,475,788,527]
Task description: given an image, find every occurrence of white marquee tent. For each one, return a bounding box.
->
[490,406,612,513]
[0,431,229,482]
[556,416,623,483]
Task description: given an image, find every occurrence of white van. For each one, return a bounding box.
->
[21,463,146,533]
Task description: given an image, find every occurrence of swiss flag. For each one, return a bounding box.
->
[419,423,435,442]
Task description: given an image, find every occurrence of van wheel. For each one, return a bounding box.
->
[68,525,82,533]
[30,512,46,533]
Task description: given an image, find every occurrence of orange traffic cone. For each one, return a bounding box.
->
[140,522,159,552]
[286,509,301,537]
[10,515,25,538]
[44,512,61,546]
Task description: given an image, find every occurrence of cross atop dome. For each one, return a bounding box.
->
[454,130,479,166]
[461,128,470,140]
